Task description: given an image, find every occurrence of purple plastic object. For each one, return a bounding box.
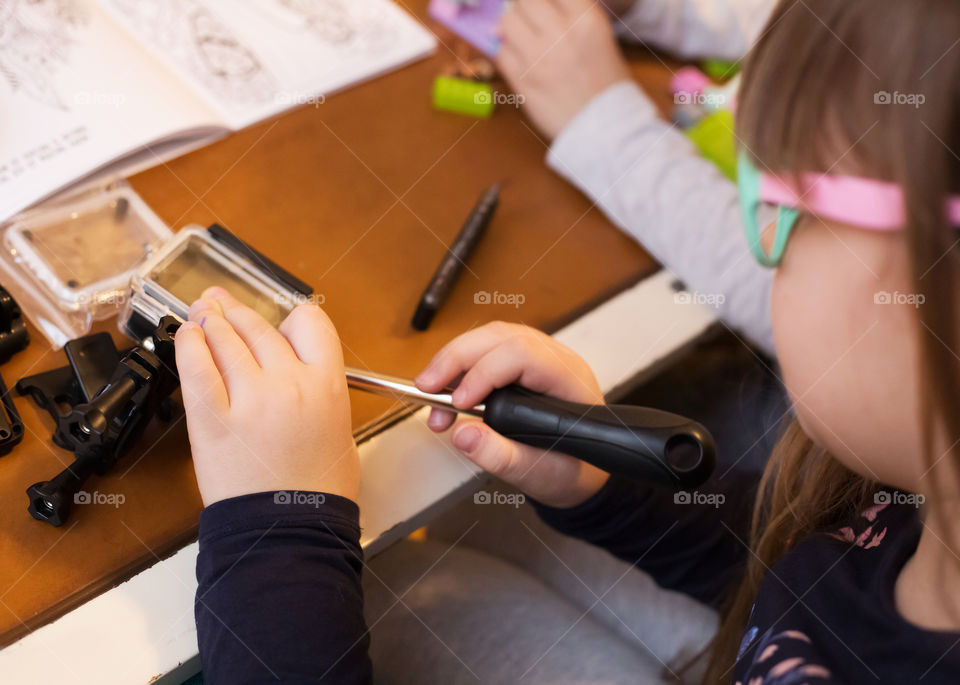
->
[428,0,507,57]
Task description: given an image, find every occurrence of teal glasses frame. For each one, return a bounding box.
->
[737,151,799,268]
[737,151,960,269]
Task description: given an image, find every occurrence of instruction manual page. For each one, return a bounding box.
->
[0,0,435,221]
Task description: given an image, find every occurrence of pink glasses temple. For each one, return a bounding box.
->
[760,173,960,230]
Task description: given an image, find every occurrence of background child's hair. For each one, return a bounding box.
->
[704,1,960,681]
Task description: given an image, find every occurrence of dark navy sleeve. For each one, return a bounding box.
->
[195,491,372,685]
[533,470,758,606]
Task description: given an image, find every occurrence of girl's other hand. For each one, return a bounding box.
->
[174,287,359,507]
[497,0,632,141]
[416,322,610,508]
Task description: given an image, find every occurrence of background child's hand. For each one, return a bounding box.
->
[416,322,609,508]
[174,287,359,507]
[497,0,632,141]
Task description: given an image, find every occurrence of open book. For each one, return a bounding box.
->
[0,0,436,222]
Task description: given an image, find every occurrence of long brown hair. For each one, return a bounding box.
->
[704,1,960,681]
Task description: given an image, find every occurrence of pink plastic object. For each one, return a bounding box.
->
[670,66,711,96]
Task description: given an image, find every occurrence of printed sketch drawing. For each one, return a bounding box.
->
[106,0,277,105]
[0,0,88,110]
[253,0,397,52]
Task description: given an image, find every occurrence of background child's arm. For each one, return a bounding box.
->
[613,0,776,60]
[175,288,370,684]
[497,0,632,141]
[547,83,777,354]
[497,0,777,354]
[496,0,776,137]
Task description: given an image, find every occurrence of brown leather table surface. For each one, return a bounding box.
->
[0,1,674,648]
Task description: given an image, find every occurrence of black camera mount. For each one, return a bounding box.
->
[21,317,181,526]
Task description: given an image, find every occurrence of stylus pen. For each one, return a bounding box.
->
[345,367,716,490]
[411,183,500,331]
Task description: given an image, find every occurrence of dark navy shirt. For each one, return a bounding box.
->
[195,477,960,684]
[536,477,960,684]
[196,492,371,684]
[729,501,960,684]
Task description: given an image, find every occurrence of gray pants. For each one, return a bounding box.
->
[363,487,718,685]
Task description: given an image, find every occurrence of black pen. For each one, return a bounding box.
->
[411,183,500,331]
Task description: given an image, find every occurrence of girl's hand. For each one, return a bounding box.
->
[174,287,359,507]
[497,0,632,141]
[416,322,609,508]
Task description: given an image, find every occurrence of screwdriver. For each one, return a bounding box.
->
[156,318,714,490]
[345,367,715,490]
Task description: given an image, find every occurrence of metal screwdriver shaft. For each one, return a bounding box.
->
[344,367,715,490]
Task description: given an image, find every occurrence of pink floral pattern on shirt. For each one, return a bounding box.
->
[735,629,832,684]
[828,502,888,549]
[732,502,903,683]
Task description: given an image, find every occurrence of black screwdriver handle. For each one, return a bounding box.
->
[482,386,715,489]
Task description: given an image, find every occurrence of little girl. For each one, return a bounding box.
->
[177,0,960,682]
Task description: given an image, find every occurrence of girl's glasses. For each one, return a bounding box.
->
[737,151,960,268]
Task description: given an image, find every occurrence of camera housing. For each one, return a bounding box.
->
[120,223,313,340]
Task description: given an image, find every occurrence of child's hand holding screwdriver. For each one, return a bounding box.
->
[416,322,610,508]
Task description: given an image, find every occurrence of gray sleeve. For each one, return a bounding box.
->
[546,81,776,355]
[613,0,777,60]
